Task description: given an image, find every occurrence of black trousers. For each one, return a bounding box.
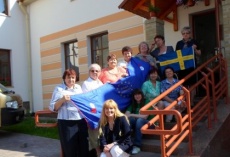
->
[176,67,196,86]
[58,119,89,157]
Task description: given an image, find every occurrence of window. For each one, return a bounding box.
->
[0,0,8,15]
[64,41,79,81]
[0,49,11,86]
[91,33,109,68]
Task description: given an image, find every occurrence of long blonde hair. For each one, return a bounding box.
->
[99,99,124,127]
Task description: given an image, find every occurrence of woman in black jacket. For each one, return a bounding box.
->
[99,99,133,157]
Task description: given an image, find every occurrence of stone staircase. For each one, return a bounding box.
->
[130,123,187,157]
[131,100,230,157]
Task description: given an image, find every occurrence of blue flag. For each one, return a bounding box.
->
[70,57,151,129]
[158,47,195,73]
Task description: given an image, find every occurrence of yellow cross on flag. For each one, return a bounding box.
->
[158,47,195,72]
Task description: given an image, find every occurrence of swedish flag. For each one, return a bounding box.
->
[158,47,195,72]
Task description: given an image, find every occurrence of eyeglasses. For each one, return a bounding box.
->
[90,70,99,73]
[182,32,190,35]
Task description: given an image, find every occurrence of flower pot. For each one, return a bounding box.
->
[150,12,157,17]
[187,0,195,6]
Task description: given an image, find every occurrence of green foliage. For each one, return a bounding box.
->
[0,116,59,139]
[148,4,160,13]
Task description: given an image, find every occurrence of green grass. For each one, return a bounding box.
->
[0,116,59,139]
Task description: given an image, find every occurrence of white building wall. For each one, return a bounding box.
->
[0,0,29,102]
[29,0,125,111]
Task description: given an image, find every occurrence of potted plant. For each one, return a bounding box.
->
[148,4,160,17]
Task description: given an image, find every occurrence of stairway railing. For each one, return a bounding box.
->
[140,53,229,157]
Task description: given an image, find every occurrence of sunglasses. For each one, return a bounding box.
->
[182,32,190,35]
[90,70,99,73]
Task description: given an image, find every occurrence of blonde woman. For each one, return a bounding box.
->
[99,99,133,157]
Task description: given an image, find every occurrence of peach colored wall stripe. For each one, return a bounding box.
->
[108,26,143,41]
[78,40,87,48]
[110,50,123,59]
[79,73,88,82]
[132,47,139,55]
[40,11,134,43]
[41,47,60,57]
[43,93,52,100]
[42,77,62,86]
[79,56,88,64]
[41,54,61,65]
[41,62,62,71]
[42,69,62,80]
[42,84,56,93]
[109,34,144,53]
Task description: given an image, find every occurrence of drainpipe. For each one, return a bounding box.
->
[18,1,33,113]
[215,0,221,49]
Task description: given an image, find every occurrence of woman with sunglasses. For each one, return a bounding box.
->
[176,26,201,70]
[175,26,201,104]
[82,63,103,92]
[99,54,128,84]
[176,26,201,55]
[82,63,103,157]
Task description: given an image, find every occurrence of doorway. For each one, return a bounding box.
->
[192,10,217,65]
[191,10,218,97]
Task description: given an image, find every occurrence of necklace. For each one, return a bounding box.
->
[108,67,119,75]
[109,122,114,130]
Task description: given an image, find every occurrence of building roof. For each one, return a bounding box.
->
[118,0,211,31]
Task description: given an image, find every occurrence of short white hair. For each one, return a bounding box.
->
[181,26,191,33]
[88,63,101,71]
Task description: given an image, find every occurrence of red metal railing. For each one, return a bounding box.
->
[140,53,229,157]
[35,110,57,127]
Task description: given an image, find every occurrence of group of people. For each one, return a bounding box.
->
[49,26,201,157]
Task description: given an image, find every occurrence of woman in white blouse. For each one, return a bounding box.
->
[49,69,89,157]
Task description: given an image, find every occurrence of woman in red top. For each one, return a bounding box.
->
[99,54,128,84]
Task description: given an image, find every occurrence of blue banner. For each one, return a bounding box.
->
[158,47,195,72]
[71,57,151,129]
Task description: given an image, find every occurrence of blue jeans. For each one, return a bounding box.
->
[129,117,148,147]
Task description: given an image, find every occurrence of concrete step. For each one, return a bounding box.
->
[141,138,188,155]
[130,151,178,157]
[188,101,230,157]
[130,151,161,157]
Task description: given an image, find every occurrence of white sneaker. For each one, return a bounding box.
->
[131,146,140,154]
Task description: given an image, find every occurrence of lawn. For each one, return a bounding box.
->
[0,116,59,139]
